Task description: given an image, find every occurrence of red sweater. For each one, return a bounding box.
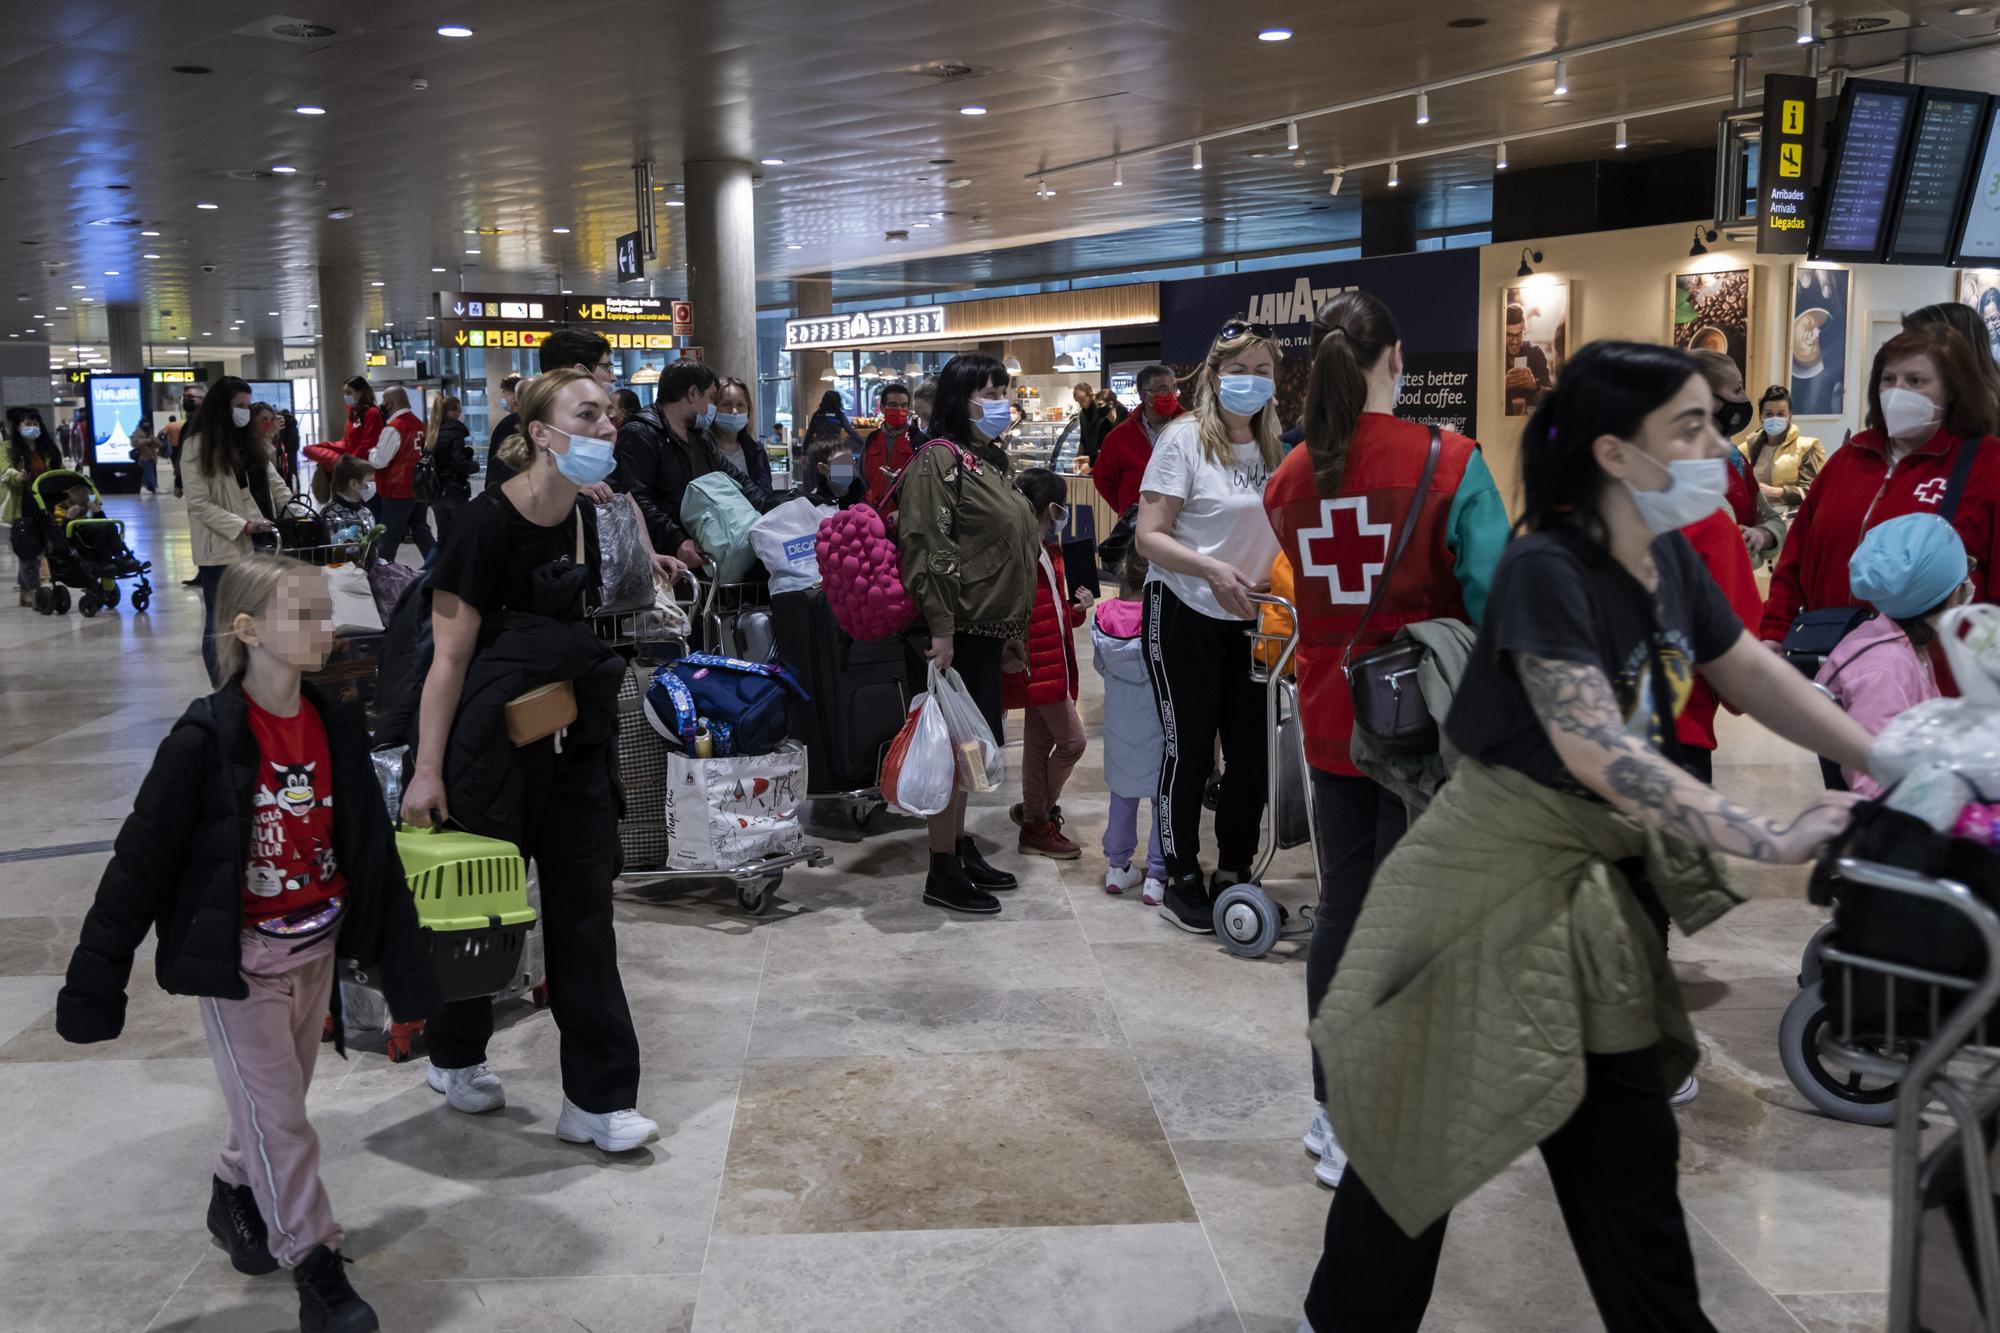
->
[1092,412,1167,515]
[1002,540,1083,709]
[375,410,423,500]
[338,405,383,460]
[863,427,917,509]
[1675,508,1765,752]
[1760,427,1999,639]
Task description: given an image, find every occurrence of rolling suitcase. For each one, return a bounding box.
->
[615,661,672,869]
[771,585,910,793]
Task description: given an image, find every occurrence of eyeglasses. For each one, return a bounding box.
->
[1217,320,1275,342]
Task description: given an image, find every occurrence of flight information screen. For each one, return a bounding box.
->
[1887,89,1988,264]
[1814,82,1916,263]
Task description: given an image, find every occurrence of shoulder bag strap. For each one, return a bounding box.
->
[1342,425,1442,674]
[1938,436,1985,524]
[884,436,966,537]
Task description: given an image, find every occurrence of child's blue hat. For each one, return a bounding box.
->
[1850,513,1968,620]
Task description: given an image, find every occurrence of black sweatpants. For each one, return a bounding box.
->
[1306,770,1407,1105]
[425,737,641,1114]
[1303,1046,1716,1333]
[1143,580,1267,879]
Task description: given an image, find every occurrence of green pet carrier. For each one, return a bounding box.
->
[392,826,537,1001]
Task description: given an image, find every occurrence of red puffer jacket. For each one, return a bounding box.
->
[338,405,383,460]
[1002,540,1083,709]
[375,410,423,500]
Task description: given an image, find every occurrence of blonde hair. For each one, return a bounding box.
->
[211,554,310,681]
[423,394,462,451]
[380,385,411,415]
[1192,325,1285,470]
[715,376,754,434]
[496,367,596,473]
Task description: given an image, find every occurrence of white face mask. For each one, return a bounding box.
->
[355,482,376,503]
[1881,386,1942,441]
[231,406,252,428]
[1624,448,1731,536]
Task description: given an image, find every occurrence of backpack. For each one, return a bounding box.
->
[680,472,762,583]
[816,438,961,642]
[643,652,809,757]
[411,446,440,503]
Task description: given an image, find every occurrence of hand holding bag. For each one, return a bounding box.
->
[929,664,1004,791]
[1344,426,1443,755]
[881,690,955,816]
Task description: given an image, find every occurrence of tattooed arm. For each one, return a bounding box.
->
[1519,654,1858,864]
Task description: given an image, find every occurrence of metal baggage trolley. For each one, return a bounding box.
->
[1807,857,2000,1331]
[1208,593,1322,959]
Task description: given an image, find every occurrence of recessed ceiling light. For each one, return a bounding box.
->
[201,331,211,336]
[196,201,218,209]
[786,243,802,250]
[959,105,987,115]
[913,222,931,228]
[295,104,326,115]
[69,284,84,290]
[308,303,317,309]
[267,310,279,316]
[432,266,447,272]
[560,288,572,294]
[1258,27,1292,40]
[760,157,785,165]
[464,247,480,253]
[140,230,160,236]
[383,321,394,327]
[270,164,297,174]
[103,270,118,276]
[142,253,160,259]
[371,280,384,286]
[1542,97,1572,108]
[551,226,570,233]
[326,207,354,220]
[663,200,683,208]
[53,305,65,311]
[436,23,474,37]
[79,297,93,303]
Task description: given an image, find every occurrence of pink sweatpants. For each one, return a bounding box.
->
[200,928,341,1268]
[1021,699,1087,824]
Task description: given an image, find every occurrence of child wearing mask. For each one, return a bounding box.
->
[1817,512,1975,797]
[1092,549,1167,902]
[55,554,439,1333]
[1002,468,1094,858]
[323,456,377,545]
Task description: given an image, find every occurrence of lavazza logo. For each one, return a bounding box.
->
[1241,277,1361,339]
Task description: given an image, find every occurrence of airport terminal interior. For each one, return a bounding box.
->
[7,2,2000,1330]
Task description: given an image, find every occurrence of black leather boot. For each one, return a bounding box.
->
[294,1245,379,1333]
[923,851,1001,914]
[957,835,1018,890]
[207,1175,277,1276]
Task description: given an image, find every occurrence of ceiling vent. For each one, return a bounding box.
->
[903,61,990,81]
[1824,14,1893,36]
[885,229,910,242]
[234,17,339,44]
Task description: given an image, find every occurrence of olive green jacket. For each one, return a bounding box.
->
[896,437,1039,638]
[1312,758,1741,1237]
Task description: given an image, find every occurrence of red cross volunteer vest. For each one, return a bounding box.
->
[1264,413,1476,775]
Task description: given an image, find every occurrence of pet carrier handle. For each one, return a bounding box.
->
[392,811,450,835]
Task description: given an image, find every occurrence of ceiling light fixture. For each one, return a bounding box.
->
[1517,246,1543,277]
[1327,168,1343,196]
[1690,225,1717,256]
[1387,159,1400,187]
[786,243,802,250]
[819,367,837,382]
[1003,354,1023,373]
[103,270,118,276]
[267,310,279,316]
[664,199,683,207]
[760,157,785,165]
[1258,27,1292,41]
[551,226,570,233]
[271,164,296,174]
[140,229,160,236]
[436,24,474,37]
[1113,157,1123,187]
[370,280,385,286]
[196,201,218,210]
[69,284,84,290]
[1416,91,1430,125]
[1496,140,1509,170]
[1553,56,1569,96]
[959,104,986,116]
[295,104,326,115]
[1614,118,1628,149]
[431,266,447,272]
[1192,142,1204,171]
[142,253,159,259]
[1285,120,1299,151]
[1795,2,1814,43]
[465,247,480,253]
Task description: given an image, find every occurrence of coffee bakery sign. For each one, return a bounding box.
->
[783,306,948,350]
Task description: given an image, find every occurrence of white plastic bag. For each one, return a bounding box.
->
[749,497,825,594]
[326,565,384,634]
[663,741,807,869]
[882,691,954,817]
[930,664,1004,793]
[1943,603,2000,706]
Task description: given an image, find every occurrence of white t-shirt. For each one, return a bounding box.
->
[1139,415,1279,621]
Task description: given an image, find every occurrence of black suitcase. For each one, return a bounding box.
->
[771,586,909,793]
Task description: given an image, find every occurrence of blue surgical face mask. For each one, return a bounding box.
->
[1216,373,1275,416]
[714,411,748,434]
[975,398,1014,439]
[694,403,717,431]
[546,428,617,486]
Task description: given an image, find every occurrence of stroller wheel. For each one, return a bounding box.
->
[51,586,70,614]
[131,588,151,614]
[1213,883,1283,959]
[1778,982,1901,1126]
[102,582,120,609]
[77,593,99,618]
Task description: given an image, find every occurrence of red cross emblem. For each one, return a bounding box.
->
[1297,497,1393,605]
[1913,476,1949,507]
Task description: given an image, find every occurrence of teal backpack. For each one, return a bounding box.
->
[679,472,762,583]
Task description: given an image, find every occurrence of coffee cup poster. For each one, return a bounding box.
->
[1788,266,1849,419]
[1672,267,1751,384]
[1502,281,1569,417]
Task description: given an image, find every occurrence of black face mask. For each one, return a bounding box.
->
[1714,399,1753,438]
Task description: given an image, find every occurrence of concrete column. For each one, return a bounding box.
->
[791,274,832,437]
[315,264,367,440]
[683,160,758,400]
[483,351,509,441]
[253,336,285,379]
[107,303,143,373]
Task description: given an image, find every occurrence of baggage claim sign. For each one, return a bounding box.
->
[433,291,695,352]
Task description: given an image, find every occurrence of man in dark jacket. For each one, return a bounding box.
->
[617,359,786,564]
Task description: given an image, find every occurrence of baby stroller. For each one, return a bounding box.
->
[28,469,152,616]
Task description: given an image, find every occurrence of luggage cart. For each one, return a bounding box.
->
[1804,857,2000,1331]
[279,523,382,568]
[619,846,833,917]
[590,568,701,661]
[699,575,773,661]
[1209,593,1321,959]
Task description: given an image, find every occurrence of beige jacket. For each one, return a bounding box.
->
[182,433,293,568]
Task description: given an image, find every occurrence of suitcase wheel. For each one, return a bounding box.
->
[738,876,778,916]
[1213,883,1282,960]
[385,1021,425,1064]
[849,799,882,830]
[531,982,550,1009]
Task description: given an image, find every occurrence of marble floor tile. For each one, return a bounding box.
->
[745,984,1128,1059]
[1775,1290,1889,1332]
[149,1272,699,1333]
[0,969,216,1062]
[0,974,61,1046]
[1680,1168,1892,1293]
[757,918,1106,994]
[715,1049,1194,1234]
[0,850,115,918]
[0,1228,206,1333]
[1173,1137,1329,1333]
[0,912,85,977]
[691,1224,1242,1333]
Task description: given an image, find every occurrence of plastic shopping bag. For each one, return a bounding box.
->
[749,497,825,594]
[1873,605,2000,804]
[594,494,656,612]
[930,665,1004,793]
[881,691,955,817]
[663,741,807,869]
[325,565,384,634]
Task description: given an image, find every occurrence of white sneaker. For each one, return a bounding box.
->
[1303,1106,1332,1159]
[555,1098,659,1152]
[427,1062,505,1114]
[1670,1074,1699,1106]
[1140,877,1166,906]
[1104,863,1143,896]
[1314,1132,1348,1188]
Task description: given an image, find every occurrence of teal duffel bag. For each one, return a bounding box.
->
[680,472,762,583]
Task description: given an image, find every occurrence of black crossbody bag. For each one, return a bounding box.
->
[1344,425,1443,754]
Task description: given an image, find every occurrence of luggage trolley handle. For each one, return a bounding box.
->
[1835,857,2000,1333]
[1244,594,1317,887]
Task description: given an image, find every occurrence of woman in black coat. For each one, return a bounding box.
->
[423,393,480,544]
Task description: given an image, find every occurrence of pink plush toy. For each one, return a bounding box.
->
[817,505,915,641]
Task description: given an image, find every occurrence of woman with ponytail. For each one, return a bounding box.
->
[1263,289,1508,1188]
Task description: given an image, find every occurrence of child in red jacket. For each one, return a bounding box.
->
[1003,468,1095,858]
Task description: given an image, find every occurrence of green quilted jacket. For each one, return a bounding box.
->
[1311,757,1741,1236]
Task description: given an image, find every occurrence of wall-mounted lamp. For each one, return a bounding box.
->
[1517,247,1543,278]
[1690,226,1718,256]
